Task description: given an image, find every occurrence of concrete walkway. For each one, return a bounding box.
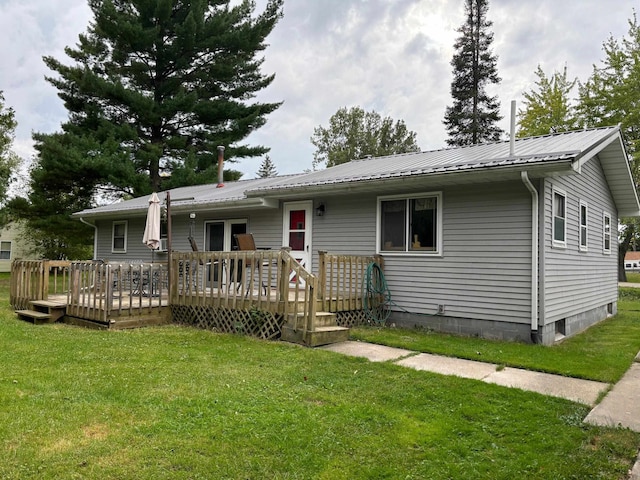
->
[320,341,609,405]
[319,341,640,479]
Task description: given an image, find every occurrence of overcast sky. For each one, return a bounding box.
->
[0,0,638,183]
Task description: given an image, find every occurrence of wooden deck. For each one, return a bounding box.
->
[10,251,385,344]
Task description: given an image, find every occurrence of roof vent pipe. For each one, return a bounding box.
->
[216,146,225,188]
[509,100,516,157]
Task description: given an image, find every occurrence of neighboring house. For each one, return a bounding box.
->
[0,222,34,273]
[624,251,640,270]
[74,126,640,345]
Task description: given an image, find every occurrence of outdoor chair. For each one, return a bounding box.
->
[233,233,270,295]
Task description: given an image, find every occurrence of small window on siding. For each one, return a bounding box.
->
[552,190,566,247]
[0,241,11,260]
[112,221,128,254]
[579,202,588,251]
[603,213,612,254]
[378,192,442,254]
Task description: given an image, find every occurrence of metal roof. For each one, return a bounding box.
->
[248,126,621,194]
[75,126,640,219]
[74,174,304,218]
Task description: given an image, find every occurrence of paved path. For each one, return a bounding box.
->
[320,341,609,405]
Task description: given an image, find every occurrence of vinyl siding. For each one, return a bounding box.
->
[543,156,618,325]
[311,182,533,324]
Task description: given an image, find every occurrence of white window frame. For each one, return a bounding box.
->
[579,201,588,252]
[603,212,612,255]
[0,240,11,260]
[112,221,128,254]
[552,188,567,248]
[376,192,443,256]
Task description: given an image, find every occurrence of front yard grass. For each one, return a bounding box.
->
[1,274,640,478]
[352,287,640,384]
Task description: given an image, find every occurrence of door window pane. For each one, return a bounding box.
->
[289,210,305,230]
[208,222,224,251]
[289,232,305,251]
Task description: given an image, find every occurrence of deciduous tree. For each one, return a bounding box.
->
[577,12,640,280]
[517,65,579,137]
[0,91,20,222]
[311,106,419,169]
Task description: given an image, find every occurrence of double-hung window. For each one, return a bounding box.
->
[579,201,588,251]
[552,189,566,247]
[603,213,612,254]
[112,221,128,254]
[0,241,11,260]
[378,192,442,254]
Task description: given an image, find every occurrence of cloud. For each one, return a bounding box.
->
[1,0,638,179]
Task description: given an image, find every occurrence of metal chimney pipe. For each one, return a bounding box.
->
[509,100,516,157]
[216,146,225,188]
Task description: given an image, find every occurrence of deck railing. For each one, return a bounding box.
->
[317,251,384,312]
[66,261,168,322]
[11,251,384,335]
[10,260,71,310]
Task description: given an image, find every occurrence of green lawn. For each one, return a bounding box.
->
[1,273,639,479]
[352,287,640,384]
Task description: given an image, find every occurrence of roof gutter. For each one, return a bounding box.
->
[521,172,540,342]
[79,217,98,261]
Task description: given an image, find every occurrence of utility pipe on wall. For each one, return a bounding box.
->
[521,171,539,340]
[79,217,98,260]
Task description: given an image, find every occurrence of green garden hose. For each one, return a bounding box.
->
[363,262,391,324]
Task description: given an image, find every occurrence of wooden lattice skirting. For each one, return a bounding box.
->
[336,309,377,328]
[171,305,285,340]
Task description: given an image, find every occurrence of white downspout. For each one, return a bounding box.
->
[79,217,98,260]
[521,172,539,338]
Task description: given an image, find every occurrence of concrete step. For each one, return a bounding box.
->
[281,325,349,347]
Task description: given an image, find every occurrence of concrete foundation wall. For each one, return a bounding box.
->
[389,301,616,345]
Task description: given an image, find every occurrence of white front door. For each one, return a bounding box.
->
[283,201,312,282]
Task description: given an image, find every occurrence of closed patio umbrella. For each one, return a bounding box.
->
[142,192,161,250]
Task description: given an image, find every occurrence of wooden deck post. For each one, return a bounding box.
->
[318,250,327,310]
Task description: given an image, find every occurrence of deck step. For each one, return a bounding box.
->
[15,299,67,325]
[16,309,54,324]
[287,311,338,329]
[281,325,349,347]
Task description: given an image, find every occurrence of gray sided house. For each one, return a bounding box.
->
[75,126,640,344]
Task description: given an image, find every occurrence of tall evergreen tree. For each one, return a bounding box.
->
[517,65,579,137]
[443,0,503,146]
[39,0,283,197]
[13,0,283,259]
[577,12,640,280]
[256,154,277,178]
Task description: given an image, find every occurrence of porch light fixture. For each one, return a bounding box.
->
[315,204,325,217]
